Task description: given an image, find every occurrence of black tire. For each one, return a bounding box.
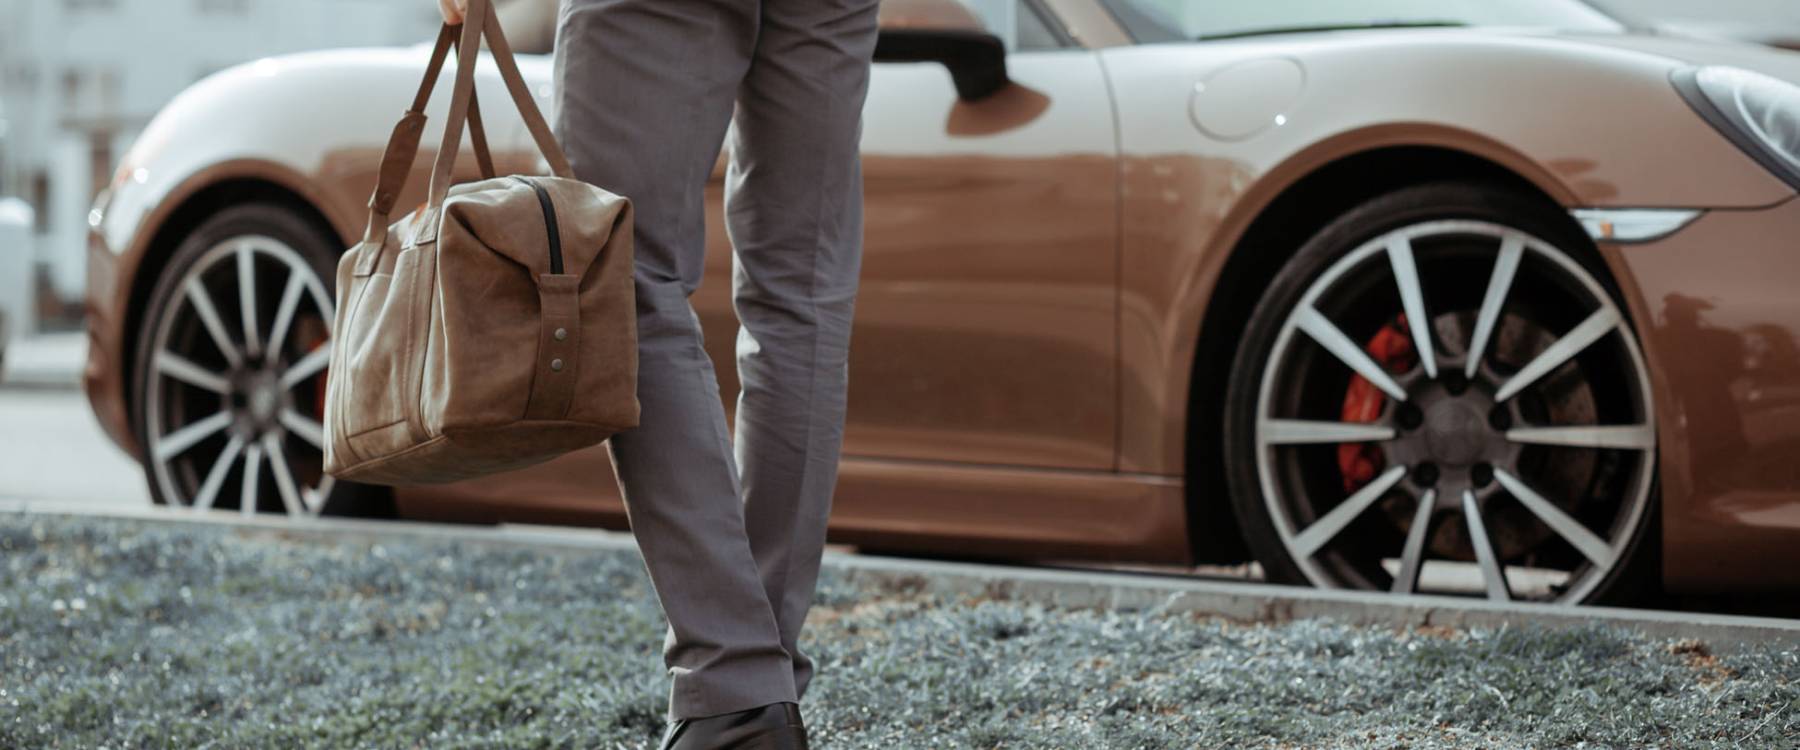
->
[131,203,393,518]
[1222,182,1658,604]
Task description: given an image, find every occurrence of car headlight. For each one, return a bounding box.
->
[1673,65,1800,191]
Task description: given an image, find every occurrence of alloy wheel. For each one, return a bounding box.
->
[144,235,336,516]
[1253,219,1656,603]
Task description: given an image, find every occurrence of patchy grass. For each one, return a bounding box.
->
[1,514,1797,748]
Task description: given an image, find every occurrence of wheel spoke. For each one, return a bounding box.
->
[1386,237,1438,379]
[185,279,244,369]
[236,243,261,359]
[1294,307,1408,401]
[280,408,325,450]
[266,272,307,357]
[305,273,335,320]
[239,442,264,515]
[155,352,229,394]
[280,348,331,389]
[1391,488,1438,594]
[1292,465,1407,557]
[1506,425,1654,450]
[306,476,336,516]
[1493,468,1615,568]
[1462,490,1511,601]
[152,411,232,462]
[262,433,305,516]
[1262,419,1397,445]
[1465,234,1524,379]
[190,433,245,511]
[1494,308,1620,402]
[1255,220,1655,604]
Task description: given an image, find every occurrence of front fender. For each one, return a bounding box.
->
[99,47,534,262]
[1105,30,1799,476]
[86,46,539,457]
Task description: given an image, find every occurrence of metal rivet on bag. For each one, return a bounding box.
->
[554,327,568,341]
[550,358,564,372]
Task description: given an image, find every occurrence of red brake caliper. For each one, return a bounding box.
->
[1338,315,1415,493]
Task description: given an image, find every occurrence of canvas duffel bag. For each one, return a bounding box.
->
[324,0,637,484]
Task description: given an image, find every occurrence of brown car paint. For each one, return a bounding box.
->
[83,0,1800,589]
[1608,196,1800,591]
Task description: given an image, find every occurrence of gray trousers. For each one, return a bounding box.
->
[552,0,879,721]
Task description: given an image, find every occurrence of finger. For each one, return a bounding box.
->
[437,0,463,23]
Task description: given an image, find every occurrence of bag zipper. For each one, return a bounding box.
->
[511,176,564,274]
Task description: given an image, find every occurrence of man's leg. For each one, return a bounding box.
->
[554,0,797,720]
[725,0,881,699]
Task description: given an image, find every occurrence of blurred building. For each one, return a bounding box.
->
[0,0,441,331]
[0,197,29,342]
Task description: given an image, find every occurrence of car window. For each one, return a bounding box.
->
[1014,0,1068,51]
[964,0,1074,51]
[513,0,1071,55]
[1103,0,1624,43]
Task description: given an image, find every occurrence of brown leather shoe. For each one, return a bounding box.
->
[658,702,809,750]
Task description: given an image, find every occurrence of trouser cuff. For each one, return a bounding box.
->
[667,653,798,721]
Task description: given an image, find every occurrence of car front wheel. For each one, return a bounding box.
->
[131,203,390,518]
[1224,182,1658,604]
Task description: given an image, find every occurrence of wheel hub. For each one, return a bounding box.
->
[1423,399,1487,466]
[228,367,285,433]
[1383,374,1515,488]
[247,371,281,428]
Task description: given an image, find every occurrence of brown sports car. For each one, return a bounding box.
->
[83,0,1800,604]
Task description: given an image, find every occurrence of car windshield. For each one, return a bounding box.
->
[1103,0,1625,43]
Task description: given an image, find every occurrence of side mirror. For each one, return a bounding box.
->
[874,0,1009,101]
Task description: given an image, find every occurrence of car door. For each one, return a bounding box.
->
[405,2,1122,522]
[694,0,1122,471]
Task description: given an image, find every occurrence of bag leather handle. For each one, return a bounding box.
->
[427,0,573,209]
[357,0,571,250]
[360,22,496,247]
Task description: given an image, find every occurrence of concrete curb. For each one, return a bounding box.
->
[0,378,82,392]
[828,556,1800,652]
[4,500,1797,652]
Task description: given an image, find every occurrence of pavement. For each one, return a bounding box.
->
[0,389,149,509]
[0,333,148,509]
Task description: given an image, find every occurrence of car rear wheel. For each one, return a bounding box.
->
[132,203,392,518]
[1224,182,1657,604]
